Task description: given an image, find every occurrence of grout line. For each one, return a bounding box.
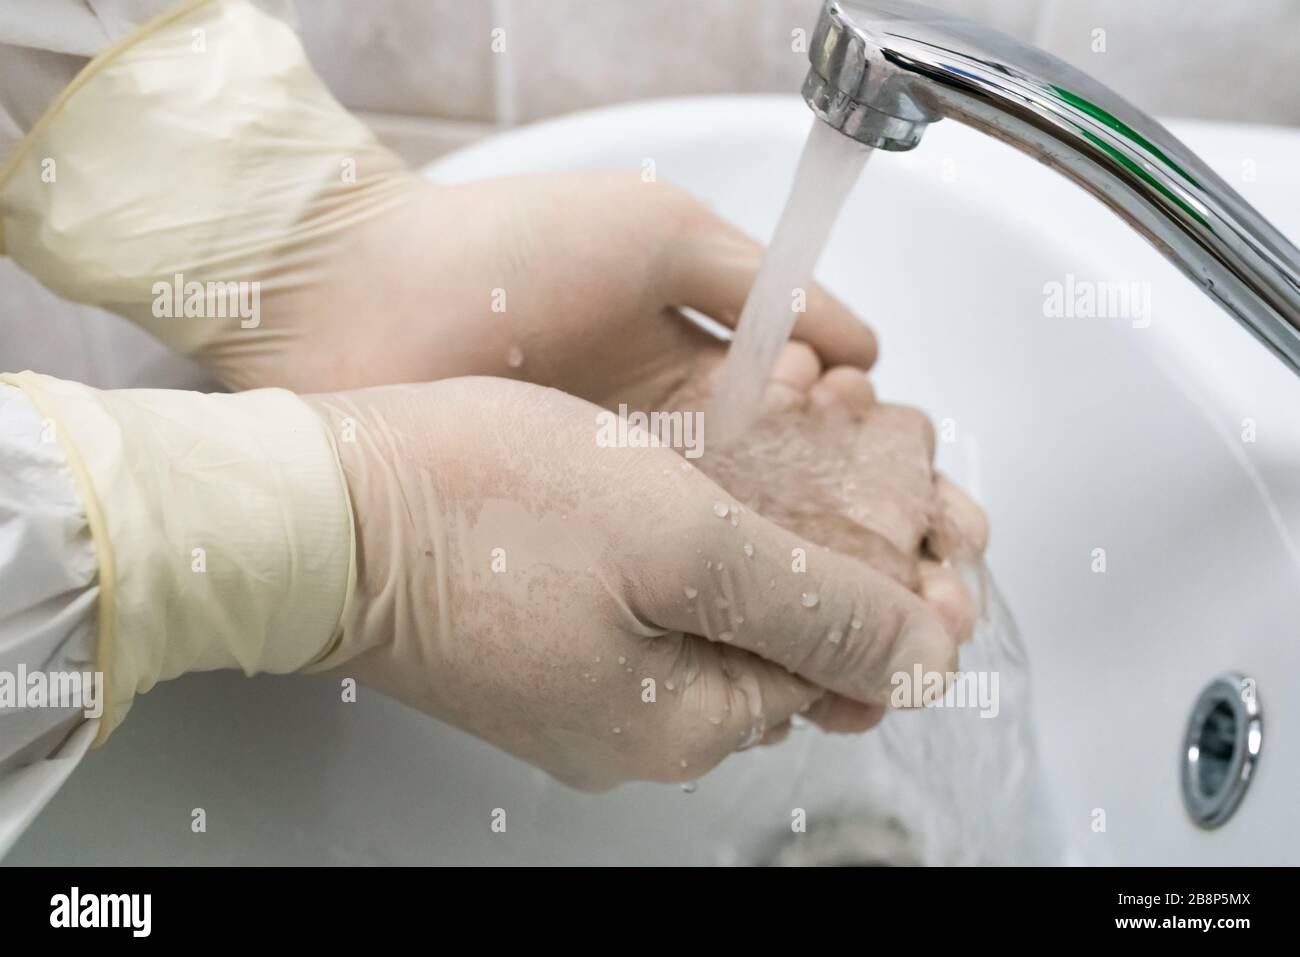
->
[490,0,518,128]
[354,110,496,166]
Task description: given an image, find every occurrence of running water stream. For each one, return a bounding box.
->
[711,119,1062,864]
[709,121,872,446]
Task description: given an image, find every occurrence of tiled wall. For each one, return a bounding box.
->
[294,0,1300,166]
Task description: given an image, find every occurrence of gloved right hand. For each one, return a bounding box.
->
[0,0,877,411]
[306,375,959,790]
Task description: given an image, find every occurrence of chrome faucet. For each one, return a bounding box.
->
[801,0,1300,374]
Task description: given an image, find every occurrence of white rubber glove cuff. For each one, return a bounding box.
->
[0,371,355,744]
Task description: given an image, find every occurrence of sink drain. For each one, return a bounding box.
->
[1181,673,1262,829]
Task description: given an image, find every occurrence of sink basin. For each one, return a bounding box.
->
[8,96,1300,865]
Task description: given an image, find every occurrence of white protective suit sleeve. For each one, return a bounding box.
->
[0,383,100,859]
[0,0,294,159]
[0,371,356,859]
[0,0,301,860]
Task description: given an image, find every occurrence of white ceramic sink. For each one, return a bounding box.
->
[8,96,1300,865]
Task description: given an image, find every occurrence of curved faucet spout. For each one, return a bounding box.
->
[802,0,1300,374]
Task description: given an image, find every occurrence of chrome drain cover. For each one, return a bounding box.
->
[1181,673,1262,829]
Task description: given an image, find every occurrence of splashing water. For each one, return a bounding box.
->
[709,121,873,446]
[765,568,1063,865]
[875,565,1062,864]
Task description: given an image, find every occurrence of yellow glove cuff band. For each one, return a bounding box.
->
[0,371,355,744]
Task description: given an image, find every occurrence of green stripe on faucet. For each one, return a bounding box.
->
[1052,85,1211,230]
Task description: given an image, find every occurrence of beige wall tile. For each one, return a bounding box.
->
[507,0,791,121]
[1031,0,1300,125]
[750,0,833,94]
[296,0,496,121]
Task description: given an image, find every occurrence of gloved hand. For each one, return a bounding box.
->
[0,0,875,406]
[615,339,989,648]
[305,373,960,790]
[265,171,877,410]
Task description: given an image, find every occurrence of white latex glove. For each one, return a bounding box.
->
[259,171,878,410]
[679,342,989,652]
[306,375,958,791]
